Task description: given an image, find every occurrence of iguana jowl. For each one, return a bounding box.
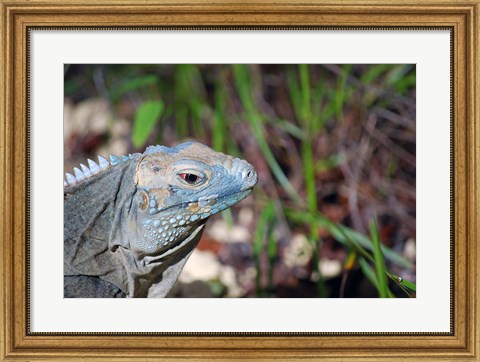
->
[64,141,257,298]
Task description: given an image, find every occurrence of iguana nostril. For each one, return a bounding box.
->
[240,164,258,191]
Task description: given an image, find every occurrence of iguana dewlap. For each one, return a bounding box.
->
[64,141,257,298]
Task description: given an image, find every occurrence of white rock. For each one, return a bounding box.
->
[178,249,245,297]
[207,220,250,244]
[283,233,313,268]
[238,207,254,226]
[318,258,342,279]
[404,238,416,261]
[220,266,244,297]
[178,250,220,283]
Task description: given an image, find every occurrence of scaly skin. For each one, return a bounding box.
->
[64,142,257,298]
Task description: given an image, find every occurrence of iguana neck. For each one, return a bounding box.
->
[64,159,138,293]
[119,224,205,297]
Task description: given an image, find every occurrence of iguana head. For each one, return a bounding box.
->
[129,141,257,255]
[65,141,257,257]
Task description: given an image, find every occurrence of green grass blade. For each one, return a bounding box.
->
[111,74,159,103]
[269,117,305,140]
[265,202,277,295]
[264,202,277,257]
[253,209,266,257]
[369,220,391,298]
[286,66,302,119]
[387,273,416,293]
[387,65,416,95]
[360,64,393,84]
[253,204,268,296]
[302,138,316,212]
[285,209,412,269]
[316,154,343,172]
[399,278,416,292]
[253,201,277,297]
[233,65,302,204]
[213,78,227,151]
[132,100,164,148]
[358,257,395,298]
[358,257,379,290]
[299,64,312,121]
[334,64,352,122]
[173,65,191,138]
[298,65,317,214]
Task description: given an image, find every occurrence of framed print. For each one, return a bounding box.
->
[1,0,479,361]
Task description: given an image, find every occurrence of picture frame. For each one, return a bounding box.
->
[1,0,478,360]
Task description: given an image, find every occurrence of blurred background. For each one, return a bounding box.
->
[64,64,416,298]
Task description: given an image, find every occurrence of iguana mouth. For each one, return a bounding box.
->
[216,188,253,206]
[159,189,253,217]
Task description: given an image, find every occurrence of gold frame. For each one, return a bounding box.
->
[1,1,479,360]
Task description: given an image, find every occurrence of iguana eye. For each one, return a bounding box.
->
[180,173,201,184]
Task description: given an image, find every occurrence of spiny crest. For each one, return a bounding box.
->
[64,153,135,187]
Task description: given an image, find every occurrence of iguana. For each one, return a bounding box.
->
[64,141,257,298]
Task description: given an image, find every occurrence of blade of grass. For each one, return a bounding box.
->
[190,97,205,139]
[298,64,317,213]
[326,214,416,297]
[386,64,413,86]
[387,274,414,297]
[233,65,302,204]
[386,272,416,293]
[252,207,266,297]
[322,88,338,122]
[316,154,343,172]
[370,220,391,298]
[268,117,305,140]
[213,76,227,152]
[338,219,414,297]
[299,64,312,121]
[387,65,416,95]
[185,65,206,138]
[174,64,206,138]
[132,100,164,148]
[110,74,159,103]
[285,208,412,269]
[286,65,302,117]
[360,64,394,84]
[265,202,277,295]
[253,201,277,297]
[334,64,352,122]
[298,64,326,297]
[311,82,328,132]
[358,257,395,298]
[398,277,416,292]
[358,256,379,291]
[174,65,189,138]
